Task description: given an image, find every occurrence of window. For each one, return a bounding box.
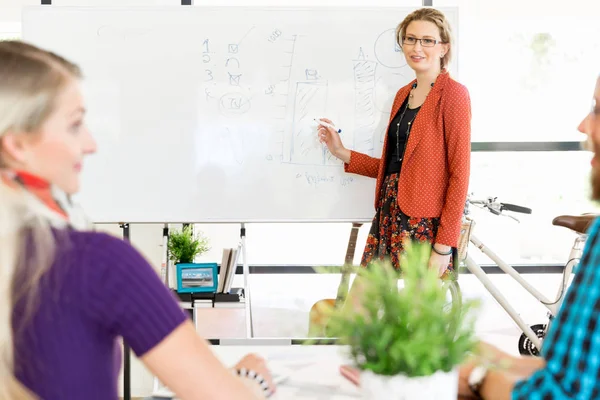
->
[467,151,594,265]
[435,0,600,142]
[429,0,600,267]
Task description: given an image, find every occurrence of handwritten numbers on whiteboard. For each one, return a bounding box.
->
[268,29,282,43]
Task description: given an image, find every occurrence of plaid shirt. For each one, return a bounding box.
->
[512,218,600,399]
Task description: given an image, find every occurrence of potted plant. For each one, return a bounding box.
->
[316,241,480,400]
[168,225,215,293]
[168,225,210,264]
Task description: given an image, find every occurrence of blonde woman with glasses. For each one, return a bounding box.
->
[318,7,471,288]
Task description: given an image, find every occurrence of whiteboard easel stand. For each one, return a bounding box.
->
[160,224,169,286]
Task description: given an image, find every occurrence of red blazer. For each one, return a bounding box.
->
[345,71,471,247]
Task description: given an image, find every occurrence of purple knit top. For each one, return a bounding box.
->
[11,229,188,399]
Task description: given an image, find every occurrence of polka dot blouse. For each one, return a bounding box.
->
[344,71,471,248]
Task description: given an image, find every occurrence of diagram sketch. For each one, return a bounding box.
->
[219,92,251,116]
[288,81,328,165]
[374,28,407,69]
[352,55,378,155]
[194,24,416,169]
[264,35,297,162]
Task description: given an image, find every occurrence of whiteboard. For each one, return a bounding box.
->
[22,6,458,223]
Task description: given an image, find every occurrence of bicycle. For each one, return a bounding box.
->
[461,195,592,356]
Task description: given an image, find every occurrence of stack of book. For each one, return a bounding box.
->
[217,242,242,294]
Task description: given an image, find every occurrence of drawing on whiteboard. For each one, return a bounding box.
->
[228,44,239,54]
[325,149,343,166]
[357,47,367,61]
[265,85,275,95]
[374,28,408,69]
[352,51,378,155]
[204,69,214,82]
[287,81,329,165]
[264,34,297,163]
[379,124,390,144]
[238,26,255,46]
[341,176,355,187]
[228,72,242,86]
[300,172,354,187]
[305,69,319,80]
[205,88,216,101]
[280,35,297,91]
[225,58,240,68]
[219,92,251,116]
[268,29,282,43]
[303,171,335,187]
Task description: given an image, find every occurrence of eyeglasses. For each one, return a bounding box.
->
[591,98,600,116]
[402,36,441,47]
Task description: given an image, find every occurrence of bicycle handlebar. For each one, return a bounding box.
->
[466,196,532,217]
[501,203,532,214]
[469,200,487,206]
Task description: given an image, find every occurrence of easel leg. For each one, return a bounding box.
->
[241,223,253,338]
[120,223,131,400]
[161,224,169,286]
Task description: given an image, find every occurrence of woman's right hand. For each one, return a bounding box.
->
[234,353,275,397]
[317,118,350,163]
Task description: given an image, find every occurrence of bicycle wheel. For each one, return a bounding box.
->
[442,280,462,315]
[442,280,463,340]
[518,324,546,356]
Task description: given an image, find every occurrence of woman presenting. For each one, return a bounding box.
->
[319,7,471,279]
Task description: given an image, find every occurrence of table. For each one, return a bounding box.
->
[147,341,471,399]
[214,344,360,399]
[149,343,359,399]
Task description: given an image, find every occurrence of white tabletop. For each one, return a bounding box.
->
[211,344,360,399]
[149,342,361,399]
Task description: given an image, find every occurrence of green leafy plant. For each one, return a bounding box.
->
[167,225,210,264]
[315,241,480,377]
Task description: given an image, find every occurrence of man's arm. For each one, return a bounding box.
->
[459,342,545,399]
[479,342,545,377]
[510,222,600,399]
[465,219,600,399]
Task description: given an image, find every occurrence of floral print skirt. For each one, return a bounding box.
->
[360,173,454,277]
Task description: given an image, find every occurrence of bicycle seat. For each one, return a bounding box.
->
[552,215,598,234]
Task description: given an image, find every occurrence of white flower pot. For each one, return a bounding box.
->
[361,368,458,400]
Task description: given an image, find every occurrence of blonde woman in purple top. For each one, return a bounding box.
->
[0,40,274,399]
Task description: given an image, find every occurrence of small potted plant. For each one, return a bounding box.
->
[317,241,480,400]
[168,225,210,264]
[168,225,215,293]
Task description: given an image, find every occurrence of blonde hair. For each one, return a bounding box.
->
[395,7,454,70]
[0,41,81,399]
